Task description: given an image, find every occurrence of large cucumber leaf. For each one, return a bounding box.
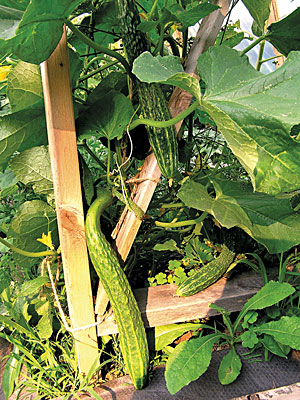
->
[198,47,300,194]
[76,90,135,140]
[8,200,58,268]
[242,0,271,34]
[6,61,43,112]
[267,7,300,56]
[134,47,300,195]
[0,5,23,40]
[178,176,300,253]
[0,107,47,170]
[10,145,53,198]
[0,0,82,64]
[132,52,200,102]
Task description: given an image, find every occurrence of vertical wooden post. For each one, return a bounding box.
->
[40,28,99,373]
[268,0,285,67]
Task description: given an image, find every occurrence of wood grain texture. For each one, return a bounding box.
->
[97,272,263,336]
[268,0,285,67]
[40,28,98,373]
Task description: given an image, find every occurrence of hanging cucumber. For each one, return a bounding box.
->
[85,190,149,389]
[116,0,178,181]
[176,245,235,297]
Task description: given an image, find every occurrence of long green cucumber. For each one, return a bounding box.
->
[85,190,149,389]
[176,245,235,297]
[116,0,178,180]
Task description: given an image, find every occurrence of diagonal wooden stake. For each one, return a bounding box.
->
[40,28,99,373]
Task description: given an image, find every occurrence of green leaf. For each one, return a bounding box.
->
[6,60,43,112]
[1,348,21,400]
[155,322,202,351]
[35,299,53,339]
[261,334,290,358]
[0,315,34,337]
[0,169,18,198]
[153,239,179,252]
[0,5,23,40]
[8,200,58,267]
[198,47,300,194]
[164,3,219,29]
[242,0,271,34]
[155,272,167,285]
[240,330,259,348]
[267,8,300,56]
[241,311,258,329]
[0,107,47,169]
[4,0,82,64]
[165,333,222,395]
[218,347,242,385]
[10,145,53,197]
[132,52,201,102]
[185,237,213,264]
[77,90,135,140]
[178,177,300,254]
[235,281,295,330]
[0,1,28,11]
[255,316,300,349]
[18,276,49,297]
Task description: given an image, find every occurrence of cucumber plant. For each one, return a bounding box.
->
[1,0,300,397]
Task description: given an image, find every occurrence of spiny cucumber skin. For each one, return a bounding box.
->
[176,246,235,297]
[85,191,149,389]
[116,0,179,179]
[137,82,178,179]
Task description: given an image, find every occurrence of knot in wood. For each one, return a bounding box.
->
[59,206,85,241]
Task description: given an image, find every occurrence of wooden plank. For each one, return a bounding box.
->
[40,28,99,373]
[232,382,300,400]
[97,272,263,336]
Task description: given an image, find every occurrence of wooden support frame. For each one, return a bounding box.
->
[40,28,98,374]
[97,272,263,336]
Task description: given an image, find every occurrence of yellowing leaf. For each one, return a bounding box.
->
[37,232,54,250]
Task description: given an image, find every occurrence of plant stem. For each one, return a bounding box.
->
[78,140,107,171]
[65,19,133,78]
[78,60,119,83]
[0,236,57,258]
[155,213,207,228]
[160,202,185,209]
[129,100,199,130]
[256,40,265,71]
[106,140,114,185]
[259,54,283,65]
[239,34,267,57]
[149,0,159,18]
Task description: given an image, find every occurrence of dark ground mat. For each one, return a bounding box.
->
[1,341,300,400]
[94,347,300,400]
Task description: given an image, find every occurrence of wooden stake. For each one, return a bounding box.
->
[268,0,285,67]
[40,28,99,374]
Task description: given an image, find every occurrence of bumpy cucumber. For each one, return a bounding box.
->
[116,0,178,180]
[85,190,149,389]
[177,245,235,297]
